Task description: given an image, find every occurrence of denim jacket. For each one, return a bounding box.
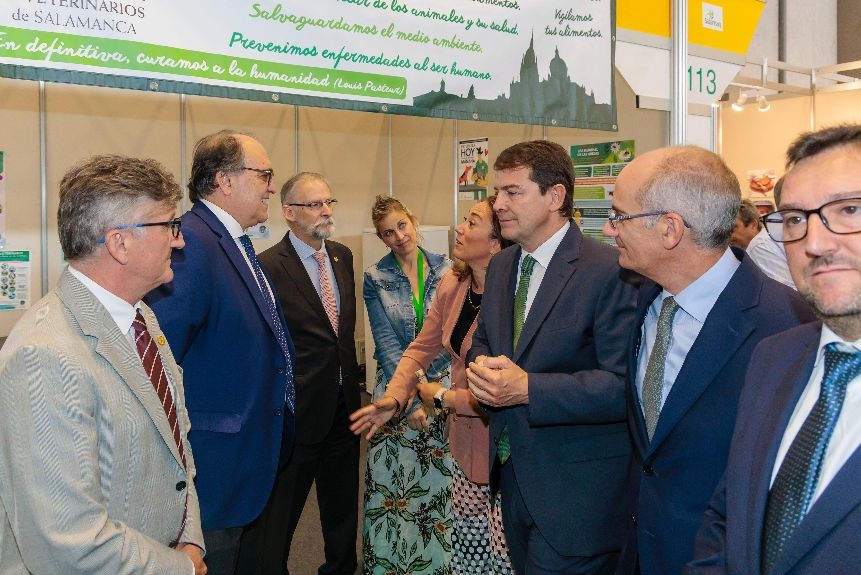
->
[363,248,452,389]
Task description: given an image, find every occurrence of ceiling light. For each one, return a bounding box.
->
[731,93,748,112]
[757,95,771,112]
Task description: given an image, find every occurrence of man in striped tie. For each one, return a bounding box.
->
[689,124,861,574]
[0,155,205,573]
[256,172,362,575]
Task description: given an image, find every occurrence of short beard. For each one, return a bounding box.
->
[801,287,861,341]
[309,218,334,240]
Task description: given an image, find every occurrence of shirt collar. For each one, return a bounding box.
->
[520,221,570,269]
[288,230,326,261]
[200,198,245,239]
[816,325,861,365]
[669,248,741,323]
[67,265,140,335]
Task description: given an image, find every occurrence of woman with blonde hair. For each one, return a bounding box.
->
[360,195,453,574]
[353,196,514,574]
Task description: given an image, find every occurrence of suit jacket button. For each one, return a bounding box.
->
[176,481,186,491]
[276,368,285,375]
[632,513,637,526]
[274,408,283,416]
[642,464,654,476]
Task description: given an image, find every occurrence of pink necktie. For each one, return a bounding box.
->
[313,251,339,333]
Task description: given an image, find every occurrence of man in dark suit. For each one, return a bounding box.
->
[602,146,814,575]
[254,172,362,574]
[146,131,296,575]
[689,124,861,574]
[466,140,639,574]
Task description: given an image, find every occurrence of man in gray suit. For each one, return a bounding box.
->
[0,155,206,574]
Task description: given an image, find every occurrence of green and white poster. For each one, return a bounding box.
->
[1,0,616,129]
[0,151,5,250]
[0,251,30,311]
[570,140,634,244]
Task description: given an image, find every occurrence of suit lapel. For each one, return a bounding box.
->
[630,283,661,453]
[328,243,350,339]
[776,446,861,573]
[191,203,282,344]
[743,329,819,569]
[56,271,185,468]
[277,234,337,337]
[493,248,520,357]
[649,259,758,449]
[514,225,579,361]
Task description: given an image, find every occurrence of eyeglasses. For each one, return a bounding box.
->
[607,208,669,229]
[99,218,182,243]
[762,197,861,243]
[284,199,339,210]
[242,167,274,185]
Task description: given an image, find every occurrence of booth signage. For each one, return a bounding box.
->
[0,0,617,129]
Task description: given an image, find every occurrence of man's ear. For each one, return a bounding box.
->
[547,184,566,212]
[102,229,130,265]
[660,212,687,249]
[215,170,232,195]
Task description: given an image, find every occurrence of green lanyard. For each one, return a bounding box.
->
[397,249,425,334]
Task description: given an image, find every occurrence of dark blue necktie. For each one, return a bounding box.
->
[761,343,861,573]
[239,234,295,413]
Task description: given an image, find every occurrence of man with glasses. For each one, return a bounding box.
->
[746,176,797,289]
[0,155,206,573]
[147,130,296,575]
[245,172,362,574]
[603,146,812,575]
[690,124,861,573]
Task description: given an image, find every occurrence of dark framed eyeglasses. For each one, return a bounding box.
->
[98,218,182,243]
[242,167,274,185]
[607,208,670,229]
[762,197,861,243]
[284,199,339,210]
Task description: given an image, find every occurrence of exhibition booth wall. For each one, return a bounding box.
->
[0,70,668,339]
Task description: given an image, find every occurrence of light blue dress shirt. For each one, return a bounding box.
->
[288,230,341,311]
[636,248,741,413]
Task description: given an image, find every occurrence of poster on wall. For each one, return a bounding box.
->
[0,251,30,311]
[0,151,5,250]
[0,0,616,129]
[746,168,777,213]
[570,140,634,245]
[457,137,488,201]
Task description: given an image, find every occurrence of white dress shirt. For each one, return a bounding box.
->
[770,326,861,507]
[517,221,569,322]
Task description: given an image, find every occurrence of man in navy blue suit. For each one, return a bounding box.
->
[466,140,639,574]
[146,130,295,575]
[689,125,861,574]
[603,146,813,575]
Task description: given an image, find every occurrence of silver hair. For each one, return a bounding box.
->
[58,155,182,261]
[280,172,330,205]
[637,146,740,250]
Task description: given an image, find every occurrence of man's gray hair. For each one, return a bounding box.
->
[637,146,741,250]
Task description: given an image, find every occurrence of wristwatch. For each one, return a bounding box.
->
[433,387,448,409]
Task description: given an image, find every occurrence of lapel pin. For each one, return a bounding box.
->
[156,335,166,346]
[333,256,339,262]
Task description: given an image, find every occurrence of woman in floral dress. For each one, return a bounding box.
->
[361,195,453,574]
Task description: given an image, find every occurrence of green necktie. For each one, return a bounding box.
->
[498,255,537,465]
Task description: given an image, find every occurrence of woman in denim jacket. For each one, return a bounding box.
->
[361,195,452,574]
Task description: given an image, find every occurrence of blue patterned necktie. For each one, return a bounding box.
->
[761,343,861,573]
[642,296,679,441]
[239,234,295,412]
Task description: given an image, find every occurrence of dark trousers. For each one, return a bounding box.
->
[203,527,244,575]
[240,393,359,575]
[500,461,618,575]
